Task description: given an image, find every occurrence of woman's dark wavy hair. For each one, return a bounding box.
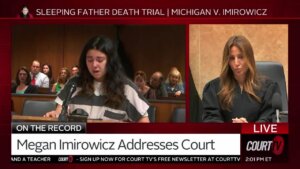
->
[42,64,53,79]
[16,66,31,85]
[78,35,126,109]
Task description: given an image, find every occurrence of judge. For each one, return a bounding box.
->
[202,35,280,123]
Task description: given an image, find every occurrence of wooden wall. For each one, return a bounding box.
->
[12,25,185,83]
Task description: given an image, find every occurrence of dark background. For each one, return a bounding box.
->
[1,0,300,169]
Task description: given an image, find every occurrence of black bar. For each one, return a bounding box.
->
[11,155,241,163]
[12,122,86,133]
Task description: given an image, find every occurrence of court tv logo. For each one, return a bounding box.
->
[246,135,284,155]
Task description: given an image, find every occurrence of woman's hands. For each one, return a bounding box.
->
[43,104,62,118]
[232,117,248,123]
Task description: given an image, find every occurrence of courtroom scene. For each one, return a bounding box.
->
[189,24,288,123]
[11,25,186,123]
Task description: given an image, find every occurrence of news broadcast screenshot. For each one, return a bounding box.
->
[0,0,298,169]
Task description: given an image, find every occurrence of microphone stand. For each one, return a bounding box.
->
[276,109,280,123]
[271,92,282,123]
[58,83,77,122]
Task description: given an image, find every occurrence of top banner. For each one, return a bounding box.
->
[33,8,268,17]
[0,0,300,18]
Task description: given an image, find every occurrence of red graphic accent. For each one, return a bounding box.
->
[272,135,284,155]
[241,123,288,134]
[68,155,73,163]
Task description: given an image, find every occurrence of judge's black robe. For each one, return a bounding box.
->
[202,78,280,122]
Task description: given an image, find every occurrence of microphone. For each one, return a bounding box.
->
[272,93,282,123]
[68,108,89,122]
[58,82,77,122]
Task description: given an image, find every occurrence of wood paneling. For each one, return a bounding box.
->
[12,25,64,82]
[120,25,186,80]
[12,25,185,84]
[11,94,56,115]
[63,25,117,71]
[150,101,185,122]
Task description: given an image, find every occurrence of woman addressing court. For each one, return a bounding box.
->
[202,35,280,123]
[45,36,150,123]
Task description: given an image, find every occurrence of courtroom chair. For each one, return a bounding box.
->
[256,61,288,122]
[172,108,186,123]
[189,68,204,122]
[147,105,156,123]
[22,100,56,116]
